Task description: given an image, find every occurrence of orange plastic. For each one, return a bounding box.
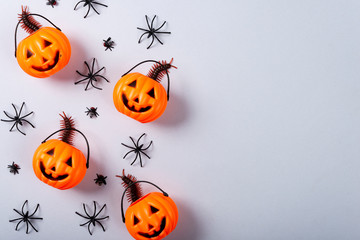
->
[32,139,87,190]
[113,73,168,123]
[16,27,71,78]
[125,192,178,240]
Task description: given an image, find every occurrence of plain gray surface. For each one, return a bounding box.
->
[0,0,360,239]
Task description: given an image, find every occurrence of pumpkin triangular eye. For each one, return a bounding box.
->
[66,157,72,167]
[46,148,55,156]
[150,205,159,214]
[133,215,140,225]
[128,80,137,88]
[147,88,155,98]
[44,39,52,48]
[26,49,34,59]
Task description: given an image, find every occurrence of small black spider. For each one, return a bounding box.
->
[75,58,109,91]
[121,133,153,167]
[75,201,109,235]
[8,162,21,175]
[137,15,171,49]
[103,37,115,51]
[74,0,108,18]
[85,107,99,118]
[1,102,35,135]
[46,0,58,7]
[94,174,107,186]
[9,200,43,234]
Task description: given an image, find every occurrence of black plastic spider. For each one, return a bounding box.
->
[137,15,171,49]
[74,0,108,18]
[103,37,115,51]
[75,201,109,235]
[9,200,43,234]
[121,133,153,167]
[85,107,99,118]
[94,174,107,186]
[46,0,58,7]
[1,102,35,135]
[75,58,109,91]
[8,162,21,175]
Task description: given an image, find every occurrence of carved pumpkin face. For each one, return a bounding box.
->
[16,27,71,78]
[113,73,167,123]
[125,192,178,240]
[32,139,87,190]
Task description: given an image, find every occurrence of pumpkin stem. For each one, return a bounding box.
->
[18,6,42,34]
[116,170,143,203]
[147,58,177,83]
[59,112,75,145]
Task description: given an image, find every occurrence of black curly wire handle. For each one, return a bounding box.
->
[14,13,61,57]
[122,60,171,101]
[120,180,169,223]
[42,128,90,168]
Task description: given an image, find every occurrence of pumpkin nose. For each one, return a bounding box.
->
[42,57,48,63]
[134,97,139,103]
[51,166,56,171]
[148,224,154,230]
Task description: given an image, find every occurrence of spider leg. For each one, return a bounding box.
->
[154,31,171,34]
[91,58,96,73]
[18,102,25,116]
[20,119,35,129]
[142,140,153,150]
[94,203,106,218]
[28,204,40,218]
[85,79,93,91]
[27,219,39,233]
[147,35,156,49]
[154,21,167,32]
[137,133,146,146]
[12,104,19,117]
[130,152,139,165]
[80,220,91,226]
[15,123,26,135]
[76,70,89,78]
[121,143,136,150]
[15,219,24,231]
[145,15,151,29]
[74,0,86,10]
[123,149,136,159]
[96,220,107,232]
[150,15,157,29]
[140,150,151,159]
[153,34,164,45]
[20,111,34,119]
[75,77,91,84]
[89,4,100,15]
[92,201,97,216]
[1,119,15,122]
[138,31,149,43]
[2,111,14,119]
[129,136,137,147]
[93,66,105,75]
[138,152,143,167]
[9,217,24,222]
[93,74,109,82]
[90,79,103,90]
[9,122,17,131]
[83,203,91,218]
[84,5,91,18]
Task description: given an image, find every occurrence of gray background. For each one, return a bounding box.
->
[0,0,360,239]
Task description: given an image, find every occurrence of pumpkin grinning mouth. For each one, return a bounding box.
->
[122,94,152,113]
[32,50,60,72]
[40,161,68,181]
[138,217,166,238]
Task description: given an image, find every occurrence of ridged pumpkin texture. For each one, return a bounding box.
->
[125,192,178,240]
[17,27,71,78]
[33,139,87,190]
[113,73,167,123]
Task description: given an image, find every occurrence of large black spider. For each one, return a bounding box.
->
[121,133,153,167]
[8,162,21,175]
[75,58,109,91]
[75,201,109,235]
[103,37,115,51]
[46,0,58,8]
[137,15,171,49]
[85,107,99,118]
[9,200,43,234]
[1,102,35,135]
[94,174,107,186]
[74,0,108,18]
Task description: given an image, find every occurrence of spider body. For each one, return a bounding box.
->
[75,58,109,91]
[137,15,171,49]
[1,102,35,135]
[103,37,114,51]
[46,0,58,7]
[8,162,21,175]
[85,107,99,118]
[121,133,153,167]
[75,201,109,235]
[74,0,108,18]
[94,174,107,186]
[9,200,43,234]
